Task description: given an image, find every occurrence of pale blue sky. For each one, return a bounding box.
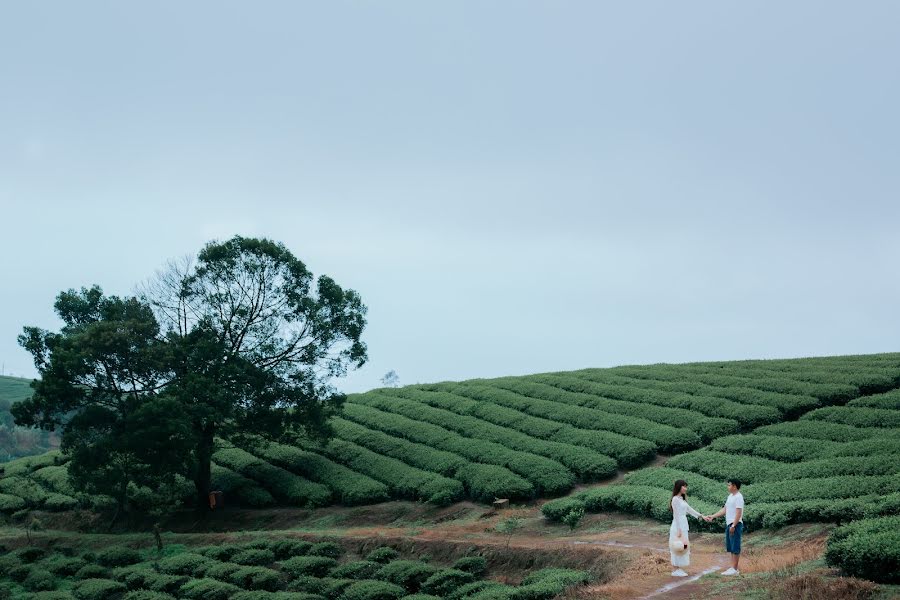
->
[1,2,898,392]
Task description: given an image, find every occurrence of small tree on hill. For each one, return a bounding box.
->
[495,517,523,550]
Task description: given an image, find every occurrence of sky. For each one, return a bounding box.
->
[1,2,899,393]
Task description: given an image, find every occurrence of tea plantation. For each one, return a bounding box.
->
[0,537,591,600]
[2,352,900,586]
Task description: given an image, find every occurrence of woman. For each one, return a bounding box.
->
[669,479,703,577]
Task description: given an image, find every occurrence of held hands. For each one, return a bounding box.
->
[702,515,713,522]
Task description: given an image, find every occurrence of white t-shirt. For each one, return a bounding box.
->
[725,492,744,525]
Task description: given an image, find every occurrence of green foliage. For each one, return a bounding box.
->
[213,447,332,507]
[179,577,243,600]
[451,557,486,577]
[280,556,339,577]
[43,555,89,576]
[72,578,127,600]
[339,580,406,600]
[308,542,344,559]
[210,463,277,507]
[267,540,314,561]
[24,569,59,592]
[231,548,276,566]
[826,516,900,583]
[0,492,25,511]
[96,546,143,567]
[123,592,177,600]
[155,553,215,576]
[365,548,399,564]
[374,560,438,593]
[251,440,390,506]
[75,565,110,580]
[420,569,476,596]
[330,561,381,580]
[229,565,283,591]
[561,505,585,530]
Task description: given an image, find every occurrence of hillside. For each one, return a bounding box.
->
[0,374,54,462]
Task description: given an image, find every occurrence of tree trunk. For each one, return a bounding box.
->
[193,425,215,512]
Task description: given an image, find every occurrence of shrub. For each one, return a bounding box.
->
[400,596,441,600]
[826,516,900,583]
[280,556,339,577]
[374,560,438,593]
[31,593,76,600]
[232,548,276,566]
[229,566,283,591]
[199,544,242,561]
[339,581,406,600]
[309,542,344,559]
[451,557,486,577]
[179,578,242,600]
[141,573,188,594]
[75,565,110,580]
[23,569,58,592]
[330,561,381,580]
[123,592,178,600]
[268,539,313,560]
[72,578,127,600]
[562,506,585,530]
[15,545,47,562]
[44,493,79,511]
[97,546,143,567]
[540,497,585,522]
[420,569,475,597]
[365,548,399,564]
[212,447,332,507]
[44,555,89,576]
[0,493,26,512]
[204,562,245,581]
[156,552,215,576]
[8,565,32,582]
[446,581,499,600]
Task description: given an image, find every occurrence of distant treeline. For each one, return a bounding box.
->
[0,375,55,462]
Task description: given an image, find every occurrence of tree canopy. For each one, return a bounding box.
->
[15,236,368,512]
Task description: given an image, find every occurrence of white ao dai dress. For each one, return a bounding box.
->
[669,495,702,567]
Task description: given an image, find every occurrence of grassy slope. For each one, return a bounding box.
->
[0,375,33,404]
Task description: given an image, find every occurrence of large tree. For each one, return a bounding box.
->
[17,237,368,510]
[151,237,368,506]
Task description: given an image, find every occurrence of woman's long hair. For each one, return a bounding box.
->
[670,479,688,511]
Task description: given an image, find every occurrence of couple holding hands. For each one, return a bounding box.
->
[669,478,744,577]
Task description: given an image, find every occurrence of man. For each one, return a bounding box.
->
[704,478,744,576]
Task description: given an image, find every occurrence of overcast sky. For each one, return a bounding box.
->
[1,2,898,392]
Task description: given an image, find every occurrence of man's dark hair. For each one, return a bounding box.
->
[728,478,742,490]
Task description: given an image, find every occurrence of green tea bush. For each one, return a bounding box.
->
[308,542,344,559]
[141,573,188,594]
[365,548,399,564]
[825,515,900,583]
[23,570,59,592]
[75,565,110,580]
[232,548,276,566]
[31,593,77,600]
[44,492,79,511]
[213,447,332,507]
[44,555,89,576]
[179,578,242,600]
[72,578,127,600]
[400,595,441,600]
[96,546,142,567]
[330,560,381,580]
[8,564,32,582]
[204,562,245,581]
[156,552,215,576]
[454,463,534,502]
[123,592,177,600]
[376,388,617,481]
[229,566,283,591]
[268,539,314,560]
[15,545,48,562]
[374,560,438,593]
[280,556,339,577]
[420,569,475,596]
[446,581,500,600]
[540,497,586,522]
[451,557,486,576]
[339,580,406,600]
[252,440,391,506]
[349,396,576,495]
[210,463,277,507]
[802,406,900,429]
[321,437,464,505]
[0,492,26,512]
